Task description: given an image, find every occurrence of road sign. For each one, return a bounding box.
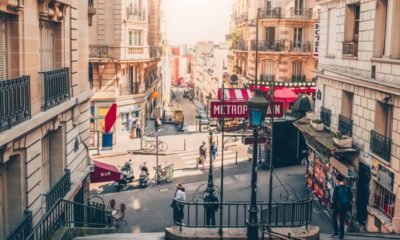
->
[210,101,285,119]
[243,137,267,145]
[104,103,117,133]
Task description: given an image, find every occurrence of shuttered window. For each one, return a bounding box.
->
[0,14,9,80]
[39,21,55,71]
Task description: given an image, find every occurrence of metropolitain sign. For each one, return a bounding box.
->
[210,101,285,119]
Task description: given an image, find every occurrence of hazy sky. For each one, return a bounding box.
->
[162,0,233,46]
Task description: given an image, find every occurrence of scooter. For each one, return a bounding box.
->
[114,159,135,191]
[139,162,149,188]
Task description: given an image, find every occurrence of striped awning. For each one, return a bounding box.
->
[217,88,252,100]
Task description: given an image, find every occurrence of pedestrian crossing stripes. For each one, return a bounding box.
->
[176,149,248,169]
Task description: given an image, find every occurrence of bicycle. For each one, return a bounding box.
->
[143,137,168,152]
[151,159,170,185]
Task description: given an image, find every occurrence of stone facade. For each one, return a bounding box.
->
[89,0,162,145]
[0,0,92,238]
[229,0,319,86]
[315,0,400,233]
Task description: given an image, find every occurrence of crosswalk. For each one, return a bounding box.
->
[176,149,248,169]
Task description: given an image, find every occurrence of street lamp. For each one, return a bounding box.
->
[246,89,269,240]
[206,129,215,193]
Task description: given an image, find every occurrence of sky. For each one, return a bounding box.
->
[161,0,233,46]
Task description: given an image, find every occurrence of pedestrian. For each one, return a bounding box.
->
[130,119,136,139]
[211,141,217,161]
[240,118,246,131]
[199,141,207,168]
[204,190,219,226]
[171,183,186,226]
[331,174,352,240]
[136,119,142,138]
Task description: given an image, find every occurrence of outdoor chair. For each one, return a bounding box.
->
[113,203,127,225]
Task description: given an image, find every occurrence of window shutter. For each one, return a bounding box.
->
[39,21,55,71]
[0,14,9,81]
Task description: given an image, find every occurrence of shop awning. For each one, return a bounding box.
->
[90,160,121,183]
[217,88,251,100]
[218,87,299,104]
[329,157,355,178]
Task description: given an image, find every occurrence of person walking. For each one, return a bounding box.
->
[130,119,136,139]
[210,141,217,161]
[136,119,142,138]
[331,174,352,239]
[240,118,246,131]
[204,190,219,226]
[199,141,207,168]
[171,183,186,226]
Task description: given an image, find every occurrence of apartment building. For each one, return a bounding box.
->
[0,0,93,238]
[296,0,400,234]
[229,0,319,87]
[193,41,215,106]
[89,0,162,145]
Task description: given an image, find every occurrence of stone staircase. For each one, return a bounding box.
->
[74,233,165,240]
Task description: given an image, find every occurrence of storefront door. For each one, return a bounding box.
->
[356,163,371,225]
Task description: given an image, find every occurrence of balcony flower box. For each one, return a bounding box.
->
[310,119,324,132]
[332,132,352,148]
[306,112,314,120]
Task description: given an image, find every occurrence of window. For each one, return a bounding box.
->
[129,30,141,46]
[0,13,9,80]
[373,182,395,219]
[327,8,338,55]
[265,27,275,43]
[373,0,388,58]
[292,60,302,76]
[293,27,303,49]
[39,21,56,71]
[375,100,392,137]
[294,0,304,11]
[344,4,360,43]
[341,91,353,118]
[128,66,138,94]
[391,1,400,58]
[260,60,274,81]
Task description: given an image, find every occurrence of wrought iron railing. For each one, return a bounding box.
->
[176,199,312,229]
[370,130,391,161]
[45,169,71,211]
[259,7,281,19]
[232,40,248,51]
[88,0,94,8]
[373,181,395,219]
[343,42,358,56]
[40,68,70,110]
[251,40,285,52]
[0,76,31,132]
[26,199,113,240]
[126,8,146,21]
[290,8,313,19]
[338,114,353,136]
[260,74,275,82]
[290,41,312,52]
[320,107,331,129]
[6,211,32,240]
[150,46,161,58]
[89,45,109,58]
[131,82,139,94]
[292,75,306,82]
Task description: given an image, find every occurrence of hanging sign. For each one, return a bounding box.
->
[210,101,285,119]
[104,103,117,133]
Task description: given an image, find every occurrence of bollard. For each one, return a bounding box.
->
[236,152,238,165]
[184,139,186,151]
[140,136,143,150]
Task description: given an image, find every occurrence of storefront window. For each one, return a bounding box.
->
[373,182,395,219]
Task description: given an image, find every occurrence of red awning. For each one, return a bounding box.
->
[90,160,121,183]
[274,88,298,103]
[218,88,252,100]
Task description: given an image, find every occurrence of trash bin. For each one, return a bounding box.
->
[165,164,174,183]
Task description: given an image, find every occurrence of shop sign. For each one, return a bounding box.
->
[313,23,320,59]
[210,101,285,119]
[377,165,394,191]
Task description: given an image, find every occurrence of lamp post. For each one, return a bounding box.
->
[206,129,215,193]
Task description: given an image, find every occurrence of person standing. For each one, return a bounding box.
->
[130,119,136,139]
[331,174,352,240]
[136,119,142,138]
[171,183,186,226]
[199,141,207,168]
[204,190,219,226]
[210,141,217,161]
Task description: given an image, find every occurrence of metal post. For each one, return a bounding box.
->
[236,152,238,165]
[206,130,215,193]
[219,83,225,237]
[156,133,159,184]
[97,131,100,154]
[184,139,186,151]
[247,9,260,240]
[268,60,275,229]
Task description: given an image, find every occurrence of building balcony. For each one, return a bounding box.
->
[149,46,161,58]
[0,76,31,132]
[343,42,358,57]
[44,169,71,211]
[90,45,159,60]
[232,41,248,51]
[289,8,313,19]
[290,41,312,52]
[126,8,146,21]
[338,114,353,136]
[235,13,249,24]
[259,7,281,19]
[88,0,96,16]
[370,130,391,162]
[6,211,32,240]
[320,106,331,129]
[259,74,275,81]
[292,75,306,82]
[251,40,284,52]
[40,68,70,110]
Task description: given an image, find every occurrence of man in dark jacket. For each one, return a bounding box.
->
[331,174,352,239]
[204,190,219,226]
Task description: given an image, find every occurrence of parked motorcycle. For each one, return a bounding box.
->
[114,159,135,191]
[139,162,149,188]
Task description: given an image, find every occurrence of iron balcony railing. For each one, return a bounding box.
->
[0,76,31,132]
[131,82,139,94]
[26,199,113,240]
[40,68,70,110]
[320,107,331,129]
[343,42,358,56]
[292,75,306,82]
[89,45,109,58]
[370,130,391,161]
[290,8,313,19]
[232,40,248,51]
[235,12,248,24]
[251,40,285,52]
[44,169,71,211]
[126,8,146,21]
[338,114,353,136]
[290,41,312,52]
[150,46,161,58]
[259,7,281,19]
[176,199,312,230]
[6,211,32,240]
[260,74,275,82]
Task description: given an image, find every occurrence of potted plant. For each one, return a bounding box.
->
[310,119,324,131]
[332,131,352,148]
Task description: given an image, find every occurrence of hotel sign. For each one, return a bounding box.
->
[210,101,285,119]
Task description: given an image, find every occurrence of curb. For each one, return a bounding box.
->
[91,150,186,159]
